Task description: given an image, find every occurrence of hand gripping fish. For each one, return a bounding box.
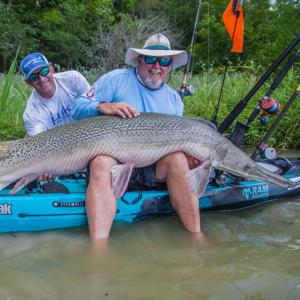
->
[0,113,295,196]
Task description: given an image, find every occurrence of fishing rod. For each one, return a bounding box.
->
[212,0,243,126]
[229,46,300,146]
[251,84,300,161]
[177,0,202,99]
[218,32,300,134]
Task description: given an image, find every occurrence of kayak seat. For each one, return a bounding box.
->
[271,157,293,174]
[41,182,70,194]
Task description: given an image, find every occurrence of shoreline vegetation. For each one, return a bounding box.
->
[0,65,299,149]
[1,1,299,149]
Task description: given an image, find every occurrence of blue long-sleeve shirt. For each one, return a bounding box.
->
[71,68,183,120]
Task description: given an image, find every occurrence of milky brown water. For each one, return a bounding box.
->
[0,153,300,299]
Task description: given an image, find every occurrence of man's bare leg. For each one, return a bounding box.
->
[156,152,201,233]
[87,155,118,240]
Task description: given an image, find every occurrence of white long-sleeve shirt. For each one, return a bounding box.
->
[23,70,90,136]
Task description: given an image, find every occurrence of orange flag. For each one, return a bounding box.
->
[222,0,244,53]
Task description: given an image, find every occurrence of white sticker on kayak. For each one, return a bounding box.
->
[290,176,300,183]
[0,204,12,215]
[288,176,300,190]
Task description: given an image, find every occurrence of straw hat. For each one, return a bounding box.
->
[125,33,188,69]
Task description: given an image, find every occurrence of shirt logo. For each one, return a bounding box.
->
[86,87,95,99]
[50,105,72,126]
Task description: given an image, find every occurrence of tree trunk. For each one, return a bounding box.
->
[0,57,8,73]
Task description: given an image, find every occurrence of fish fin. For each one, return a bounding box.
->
[0,140,18,159]
[0,180,11,191]
[188,160,212,197]
[111,164,134,198]
[9,175,38,195]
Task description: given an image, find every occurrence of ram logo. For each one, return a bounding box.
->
[243,185,269,200]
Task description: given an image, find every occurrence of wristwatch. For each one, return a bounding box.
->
[96,101,106,115]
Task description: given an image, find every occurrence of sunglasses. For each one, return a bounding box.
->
[28,67,50,82]
[142,56,172,67]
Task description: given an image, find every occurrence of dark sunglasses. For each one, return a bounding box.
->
[142,56,172,67]
[28,67,50,82]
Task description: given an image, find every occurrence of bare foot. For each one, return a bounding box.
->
[89,237,109,256]
[192,232,209,246]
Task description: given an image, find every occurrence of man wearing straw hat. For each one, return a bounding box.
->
[72,33,202,241]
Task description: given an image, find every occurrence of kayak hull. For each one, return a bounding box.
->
[1,159,300,233]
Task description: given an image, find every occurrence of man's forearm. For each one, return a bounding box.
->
[71,96,99,120]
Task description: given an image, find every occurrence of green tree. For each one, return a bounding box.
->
[38,0,114,68]
[0,0,299,73]
[244,0,300,66]
[0,2,37,71]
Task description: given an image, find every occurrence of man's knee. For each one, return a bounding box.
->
[156,152,188,179]
[89,155,117,180]
[160,152,187,164]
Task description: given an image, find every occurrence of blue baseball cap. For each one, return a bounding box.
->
[20,53,50,80]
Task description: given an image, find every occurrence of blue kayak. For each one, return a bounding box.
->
[1,158,300,233]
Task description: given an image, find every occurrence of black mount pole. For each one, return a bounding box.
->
[229,46,300,146]
[218,33,300,134]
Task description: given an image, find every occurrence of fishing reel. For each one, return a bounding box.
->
[258,97,280,125]
[177,85,195,98]
[257,144,277,160]
[229,97,281,146]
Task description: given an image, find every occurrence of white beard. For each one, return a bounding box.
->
[143,76,163,89]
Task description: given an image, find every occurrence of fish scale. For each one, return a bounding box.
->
[0,112,295,194]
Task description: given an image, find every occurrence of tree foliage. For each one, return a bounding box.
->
[0,0,299,73]
[86,12,184,71]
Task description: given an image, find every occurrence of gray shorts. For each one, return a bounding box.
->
[87,162,160,189]
[129,164,157,189]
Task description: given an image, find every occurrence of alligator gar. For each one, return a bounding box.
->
[0,113,294,196]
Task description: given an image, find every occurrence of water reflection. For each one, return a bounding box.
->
[0,191,300,299]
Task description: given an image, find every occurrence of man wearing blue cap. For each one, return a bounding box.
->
[72,33,203,243]
[21,52,90,137]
